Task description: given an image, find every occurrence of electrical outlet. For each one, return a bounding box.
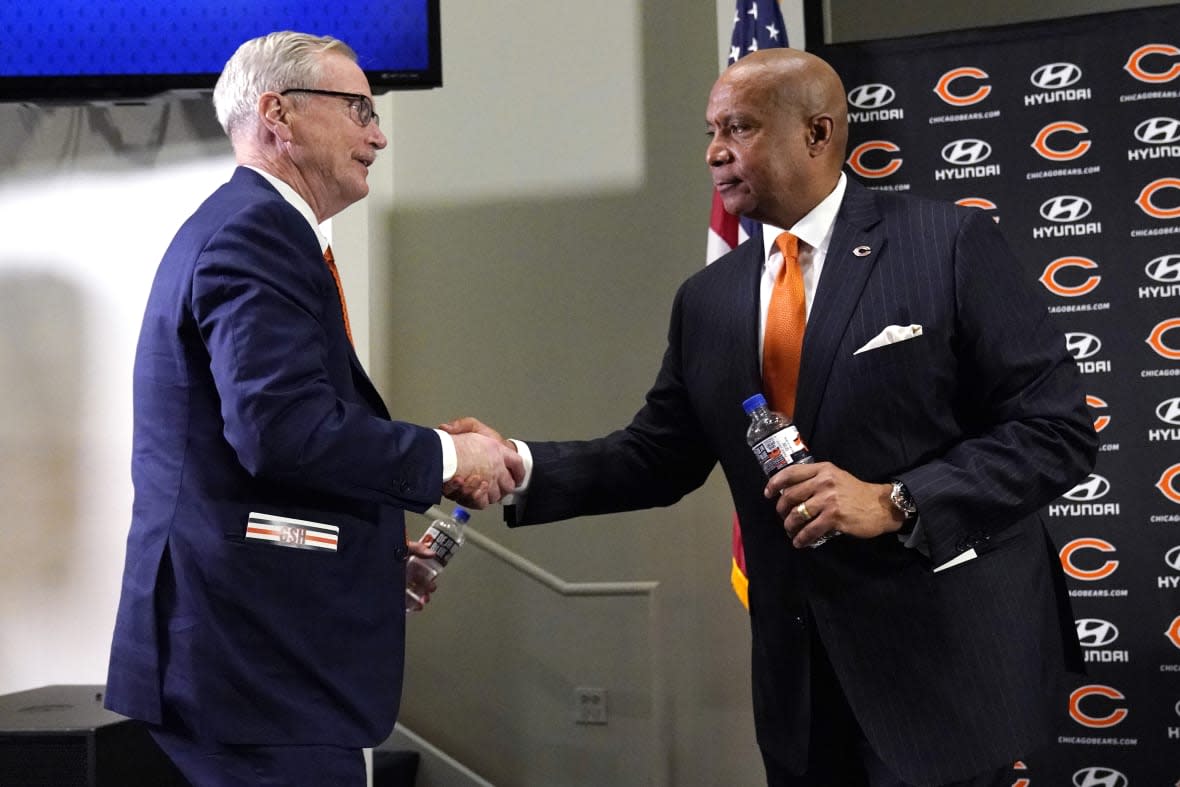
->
[574,687,608,725]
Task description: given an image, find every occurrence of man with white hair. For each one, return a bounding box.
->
[105,31,522,785]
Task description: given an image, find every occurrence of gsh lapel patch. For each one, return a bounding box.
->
[245,512,339,552]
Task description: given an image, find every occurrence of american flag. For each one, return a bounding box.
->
[706,0,789,266]
[708,0,789,610]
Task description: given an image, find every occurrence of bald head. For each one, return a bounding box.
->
[735,50,846,144]
[705,49,849,228]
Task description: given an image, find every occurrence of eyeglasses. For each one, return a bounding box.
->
[279,88,380,127]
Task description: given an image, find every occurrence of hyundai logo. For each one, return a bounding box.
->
[1158,397,1180,426]
[1064,474,1111,502]
[941,138,992,165]
[1065,332,1102,360]
[1146,254,1180,283]
[848,83,896,109]
[1075,618,1119,647]
[1134,116,1180,144]
[1072,767,1127,787]
[1031,62,1083,90]
[1040,195,1093,223]
[1166,545,1180,572]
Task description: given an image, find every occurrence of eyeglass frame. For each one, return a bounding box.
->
[278,88,380,128]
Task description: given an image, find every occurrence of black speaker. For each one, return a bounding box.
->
[0,685,187,787]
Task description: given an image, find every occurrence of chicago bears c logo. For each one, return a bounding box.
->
[1032,121,1091,161]
[1147,318,1180,360]
[846,141,902,178]
[1068,684,1128,728]
[934,67,991,105]
[1135,178,1180,219]
[1085,394,1110,432]
[1039,257,1100,298]
[1124,43,1180,83]
[1157,463,1180,505]
[1061,538,1118,581]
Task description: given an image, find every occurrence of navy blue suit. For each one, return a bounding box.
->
[510,179,1096,784]
[106,167,442,748]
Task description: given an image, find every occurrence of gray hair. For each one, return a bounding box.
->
[213,31,357,138]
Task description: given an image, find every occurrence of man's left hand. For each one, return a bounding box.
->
[764,462,903,548]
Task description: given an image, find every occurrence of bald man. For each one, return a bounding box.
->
[451,49,1096,786]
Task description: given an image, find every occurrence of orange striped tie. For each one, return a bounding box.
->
[322,245,354,346]
[762,232,805,417]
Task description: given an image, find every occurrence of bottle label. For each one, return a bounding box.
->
[422,526,460,566]
[752,426,809,476]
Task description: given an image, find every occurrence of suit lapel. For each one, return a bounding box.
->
[728,234,768,402]
[794,179,884,436]
[736,227,767,395]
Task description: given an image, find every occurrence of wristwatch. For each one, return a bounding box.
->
[890,480,918,519]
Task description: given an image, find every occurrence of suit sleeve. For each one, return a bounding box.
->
[900,210,1098,563]
[191,200,441,511]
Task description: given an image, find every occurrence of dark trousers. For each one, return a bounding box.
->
[149,726,366,787]
[761,634,1013,787]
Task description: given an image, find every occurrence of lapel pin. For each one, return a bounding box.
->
[853,245,872,257]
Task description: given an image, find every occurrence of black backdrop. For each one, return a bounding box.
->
[817,5,1180,785]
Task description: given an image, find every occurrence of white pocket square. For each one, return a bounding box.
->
[853,324,924,355]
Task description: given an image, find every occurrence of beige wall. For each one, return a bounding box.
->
[0,101,233,700]
[378,3,765,784]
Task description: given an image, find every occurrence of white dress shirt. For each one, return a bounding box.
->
[757,172,847,368]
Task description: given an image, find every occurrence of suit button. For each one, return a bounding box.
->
[394,546,408,561]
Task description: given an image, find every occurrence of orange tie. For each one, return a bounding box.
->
[322,245,354,346]
[762,232,806,417]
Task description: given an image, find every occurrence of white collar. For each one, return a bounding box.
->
[760,171,847,260]
[244,166,330,254]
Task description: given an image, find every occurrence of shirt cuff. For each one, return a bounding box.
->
[435,429,458,482]
[501,438,533,506]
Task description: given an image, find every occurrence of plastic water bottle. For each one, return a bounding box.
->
[405,507,470,611]
[742,393,814,474]
[742,394,837,547]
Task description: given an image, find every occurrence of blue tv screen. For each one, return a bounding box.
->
[0,0,441,102]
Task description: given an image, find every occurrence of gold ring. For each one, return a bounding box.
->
[795,501,812,521]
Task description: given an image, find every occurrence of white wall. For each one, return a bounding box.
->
[0,141,232,693]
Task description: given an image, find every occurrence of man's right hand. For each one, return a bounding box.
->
[447,430,524,509]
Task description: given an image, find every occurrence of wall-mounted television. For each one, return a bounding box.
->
[0,0,441,103]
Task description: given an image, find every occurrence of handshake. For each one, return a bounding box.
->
[439,417,522,509]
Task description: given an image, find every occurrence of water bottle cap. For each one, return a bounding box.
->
[742,393,768,414]
[451,507,470,523]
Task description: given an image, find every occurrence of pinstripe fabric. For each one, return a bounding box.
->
[511,178,1096,785]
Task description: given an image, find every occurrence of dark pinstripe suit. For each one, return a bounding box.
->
[509,177,1096,784]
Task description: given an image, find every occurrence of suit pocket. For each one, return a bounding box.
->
[850,331,927,373]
